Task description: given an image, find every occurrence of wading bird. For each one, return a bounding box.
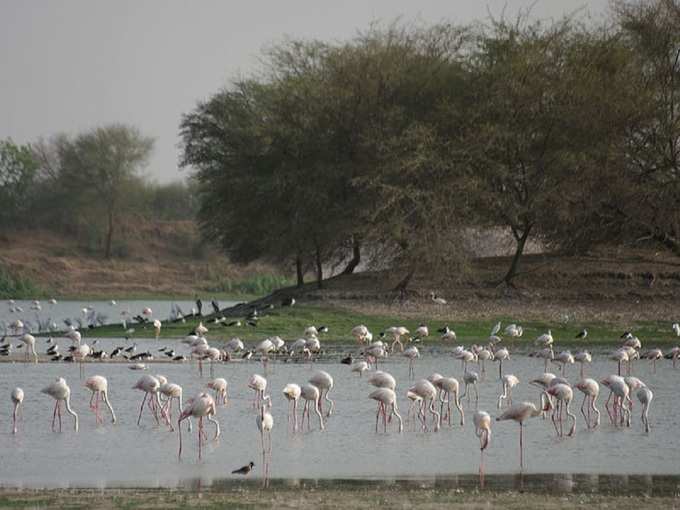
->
[496,396,549,471]
[10,387,23,434]
[41,377,78,432]
[574,378,600,429]
[369,388,403,433]
[178,393,219,460]
[84,375,116,425]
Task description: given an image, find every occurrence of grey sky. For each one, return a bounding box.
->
[1,0,609,183]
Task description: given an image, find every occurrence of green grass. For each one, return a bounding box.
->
[203,273,295,297]
[81,303,676,348]
[0,267,44,299]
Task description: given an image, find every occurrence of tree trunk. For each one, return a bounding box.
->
[315,245,324,289]
[502,226,532,286]
[295,254,304,288]
[393,268,415,294]
[341,236,361,275]
[104,209,114,259]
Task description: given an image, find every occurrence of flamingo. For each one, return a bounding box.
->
[574,351,592,378]
[637,387,653,433]
[403,346,420,378]
[309,370,334,417]
[207,378,228,406]
[41,378,78,432]
[73,343,91,378]
[409,379,440,432]
[440,326,457,342]
[256,403,274,455]
[369,388,403,433]
[552,351,574,376]
[643,349,663,373]
[19,333,38,363]
[384,326,409,353]
[435,377,464,426]
[546,383,576,436]
[84,375,116,425]
[574,378,600,429]
[473,410,491,477]
[159,381,187,431]
[282,383,301,432]
[153,319,162,340]
[529,347,554,372]
[496,397,549,470]
[364,341,387,369]
[535,330,553,347]
[476,348,493,378]
[600,375,631,427]
[351,325,371,345]
[368,371,396,390]
[132,375,162,426]
[405,390,423,430]
[493,347,510,379]
[497,374,519,409]
[300,383,324,431]
[225,337,244,353]
[177,393,219,460]
[11,387,23,434]
[350,361,369,377]
[455,349,477,372]
[504,324,523,337]
[610,349,629,376]
[461,371,480,404]
[248,374,269,409]
[414,323,429,339]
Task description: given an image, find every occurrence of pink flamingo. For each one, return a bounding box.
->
[299,383,324,431]
[473,410,491,479]
[41,377,78,432]
[84,375,116,425]
[409,379,441,432]
[132,375,162,426]
[600,375,631,427]
[574,378,600,429]
[435,377,464,426]
[496,395,549,470]
[248,374,269,409]
[637,387,653,433]
[159,382,187,431]
[207,378,228,406]
[178,393,220,460]
[20,334,38,363]
[497,374,519,409]
[546,383,576,437]
[282,383,301,432]
[309,371,334,417]
[11,387,23,434]
[369,388,403,433]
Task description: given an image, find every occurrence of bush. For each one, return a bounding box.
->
[0,267,43,299]
[204,274,294,296]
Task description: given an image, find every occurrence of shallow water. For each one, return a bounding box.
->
[0,299,240,334]
[0,349,678,488]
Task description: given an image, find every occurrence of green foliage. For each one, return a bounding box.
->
[0,139,39,227]
[0,267,43,299]
[203,273,296,296]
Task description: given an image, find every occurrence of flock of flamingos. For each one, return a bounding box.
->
[3,301,680,477]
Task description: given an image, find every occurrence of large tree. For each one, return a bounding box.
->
[58,124,154,258]
[0,139,38,227]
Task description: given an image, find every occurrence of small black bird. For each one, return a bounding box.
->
[437,325,449,334]
[232,462,254,475]
[281,297,295,307]
[246,320,258,327]
[196,299,203,316]
[317,325,329,334]
[211,300,220,314]
[111,347,123,357]
[226,320,242,327]
[575,329,588,339]
[242,351,253,360]
[164,350,176,357]
[173,355,187,361]
[340,354,353,365]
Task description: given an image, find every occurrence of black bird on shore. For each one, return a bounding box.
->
[111,347,123,357]
[196,299,203,316]
[281,297,295,307]
[232,462,254,475]
[340,354,353,365]
[246,320,258,327]
[164,350,175,357]
[226,320,242,327]
[211,300,220,314]
[437,325,450,334]
[172,355,187,361]
[242,351,253,360]
[575,329,588,339]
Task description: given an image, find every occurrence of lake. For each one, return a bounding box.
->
[0,343,677,489]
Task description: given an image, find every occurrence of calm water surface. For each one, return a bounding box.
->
[0,345,678,489]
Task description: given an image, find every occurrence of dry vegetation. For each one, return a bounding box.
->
[0,222,279,297]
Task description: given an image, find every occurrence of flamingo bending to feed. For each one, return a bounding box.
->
[207,378,228,406]
[178,393,220,460]
[637,387,653,433]
[300,383,325,431]
[600,375,631,427]
[309,371,334,417]
[574,378,600,429]
[133,375,162,426]
[84,375,116,425]
[546,383,576,437]
[473,410,491,477]
[282,383,301,432]
[11,387,24,434]
[409,379,441,432]
[369,388,403,433]
[368,371,396,390]
[248,374,269,409]
[435,377,464,427]
[160,382,187,431]
[41,377,78,432]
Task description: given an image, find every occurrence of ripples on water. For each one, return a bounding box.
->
[0,342,678,489]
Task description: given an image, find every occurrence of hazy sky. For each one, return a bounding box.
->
[1,0,609,183]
